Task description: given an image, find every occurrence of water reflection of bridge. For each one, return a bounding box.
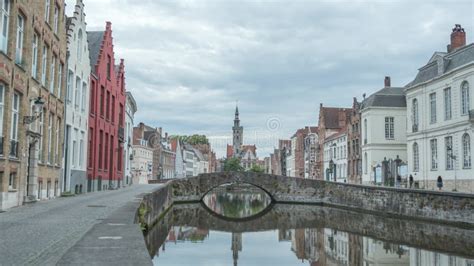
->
[145,203,474,261]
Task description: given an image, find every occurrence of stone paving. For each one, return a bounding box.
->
[0,185,159,266]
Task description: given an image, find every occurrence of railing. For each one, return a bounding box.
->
[118,127,125,142]
[9,140,19,158]
[469,110,474,122]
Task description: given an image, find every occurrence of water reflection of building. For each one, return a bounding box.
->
[289,228,321,265]
[231,233,242,266]
[323,229,349,265]
[409,248,474,266]
[363,237,409,265]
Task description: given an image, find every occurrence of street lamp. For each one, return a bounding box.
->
[23,97,46,124]
[329,159,335,181]
[446,145,457,192]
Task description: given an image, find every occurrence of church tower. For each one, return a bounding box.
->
[232,104,243,157]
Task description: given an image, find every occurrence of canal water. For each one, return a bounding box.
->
[145,183,474,266]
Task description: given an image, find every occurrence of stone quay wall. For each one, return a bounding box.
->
[140,172,474,227]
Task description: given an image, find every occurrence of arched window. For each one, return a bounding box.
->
[463,133,471,169]
[364,152,368,174]
[461,81,470,115]
[413,142,419,172]
[77,29,83,61]
[412,99,419,132]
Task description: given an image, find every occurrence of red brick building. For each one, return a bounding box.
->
[86,22,126,191]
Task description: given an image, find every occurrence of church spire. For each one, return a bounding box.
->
[235,102,239,120]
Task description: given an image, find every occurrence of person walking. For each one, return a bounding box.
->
[437,176,443,191]
[409,175,414,188]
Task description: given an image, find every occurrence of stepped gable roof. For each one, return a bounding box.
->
[408,43,474,88]
[86,31,104,69]
[361,86,406,109]
[321,107,351,129]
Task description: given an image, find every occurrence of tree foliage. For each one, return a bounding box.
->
[170,134,209,145]
[223,158,244,172]
[248,164,264,173]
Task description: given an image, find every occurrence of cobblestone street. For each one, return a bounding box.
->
[0,185,159,266]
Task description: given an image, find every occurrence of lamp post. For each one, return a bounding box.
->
[446,145,457,192]
[329,159,335,182]
[23,97,46,124]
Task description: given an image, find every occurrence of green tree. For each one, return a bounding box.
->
[223,158,244,172]
[169,134,209,145]
[249,164,264,173]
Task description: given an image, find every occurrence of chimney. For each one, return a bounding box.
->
[448,24,466,53]
[384,76,391,88]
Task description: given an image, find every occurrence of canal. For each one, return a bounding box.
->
[144,183,474,265]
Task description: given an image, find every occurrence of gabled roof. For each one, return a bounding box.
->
[320,107,351,129]
[408,43,474,88]
[86,31,104,69]
[324,126,348,142]
[361,87,406,109]
[226,145,233,158]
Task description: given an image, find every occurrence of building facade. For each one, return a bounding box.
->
[63,0,90,194]
[323,129,348,182]
[87,22,126,191]
[124,91,136,185]
[361,77,407,185]
[0,0,67,210]
[131,140,152,184]
[406,25,473,192]
[347,97,362,184]
[304,127,319,179]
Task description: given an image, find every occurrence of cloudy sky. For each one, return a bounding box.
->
[65,0,473,158]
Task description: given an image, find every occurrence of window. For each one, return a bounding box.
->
[55,117,60,165]
[444,88,452,120]
[53,5,59,34]
[461,81,470,115]
[429,93,436,124]
[412,99,418,132]
[106,91,110,120]
[90,81,95,114]
[119,104,124,126]
[100,86,104,116]
[41,44,48,86]
[412,142,419,172]
[75,76,80,109]
[48,113,53,163]
[31,33,38,79]
[88,127,93,168]
[384,117,394,139]
[107,55,111,80]
[72,130,77,167]
[111,96,115,123]
[15,14,24,65]
[8,172,15,190]
[430,139,438,170]
[104,133,108,170]
[0,0,10,53]
[363,119,367,144]
[57,63,63,98]
[0,84,4,155]
[81,82,86,112]
[39,110,44,162]
[10,92,19,157]
[445,136,454,170]
[77,30,82,61]
[66,70,73,103]
[364,152,367,174]
[79,132,84,167]
[50,54,56,93]
[98,130,103,169]
[44,0,50,22]
[463,134,471,169]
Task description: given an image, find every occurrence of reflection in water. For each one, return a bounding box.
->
[147,187,474,266]
[202,183,272,219]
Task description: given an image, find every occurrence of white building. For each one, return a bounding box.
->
[323,129,348,182]
[173,140,185,178]
[361,77,407,185]
[286,137,296,177]
[409,248,474,266]
[304,128,319,179]
[63,0,90,194]
[184,145,195,177]
[405,25,473,192]
[131,140,153,184]
[124,92,137,186]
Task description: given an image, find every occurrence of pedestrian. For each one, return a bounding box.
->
[409,175,414,188]
[396,175,402,188]
[437,176,443,191]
